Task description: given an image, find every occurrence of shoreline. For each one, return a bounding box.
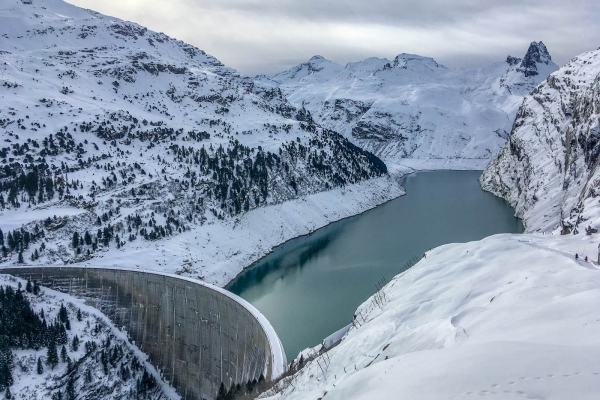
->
[224,166,489,288]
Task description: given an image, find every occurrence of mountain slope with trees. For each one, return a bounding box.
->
[0,0,401,283]
[0,273,175,399]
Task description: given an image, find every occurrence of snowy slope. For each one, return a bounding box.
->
[262,42,558,169]
[0,273,177,399]
[263,233,600,400]
[0,0,402,284]
[481,48,600,233]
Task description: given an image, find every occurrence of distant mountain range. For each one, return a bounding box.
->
[259,42,558,168]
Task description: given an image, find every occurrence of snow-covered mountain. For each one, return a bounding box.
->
[261,42,558,169]
[0,0,402,284]
[481,48,600,232]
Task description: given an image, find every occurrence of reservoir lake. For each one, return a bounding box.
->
[227,170,524,361]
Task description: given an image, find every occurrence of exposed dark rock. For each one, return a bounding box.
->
[517,41,552,77]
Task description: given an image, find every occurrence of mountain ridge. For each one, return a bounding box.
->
[481,47,600,232]
[262,41,558,168]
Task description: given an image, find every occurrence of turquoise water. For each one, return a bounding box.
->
[227,171,524,361]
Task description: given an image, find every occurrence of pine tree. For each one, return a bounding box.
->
[225,384,236,400]
[66,377,76,400]
[101,350,108,375]
[71,232,79,248]
[25,279,32,293]
[71,335,79,352]
[58,304,68,323]
[216,382,227,400]
[5,387,12,400]
[17,252,23,264]
[76,309,82,322]
[84,231,92,245]
[37,357,43,374]
[0,343,12,392]
[60,345,68,363]
[46,341,58,369]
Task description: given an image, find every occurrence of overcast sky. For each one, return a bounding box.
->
[67,0,600,76]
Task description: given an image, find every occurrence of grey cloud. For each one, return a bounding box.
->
[68,0,600,75]
[193,0,592,28]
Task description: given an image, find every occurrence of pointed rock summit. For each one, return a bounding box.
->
[518,41,552,77]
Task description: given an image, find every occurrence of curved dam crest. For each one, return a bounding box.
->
[1,266,287,400]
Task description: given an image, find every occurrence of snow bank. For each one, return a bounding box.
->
[265,233,600,399]
[77,171,406,287]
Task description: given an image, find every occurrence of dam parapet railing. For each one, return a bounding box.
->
[1,265,287,400]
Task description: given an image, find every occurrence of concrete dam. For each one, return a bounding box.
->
[1,266,287,400]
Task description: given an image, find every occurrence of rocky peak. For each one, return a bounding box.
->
[392,53,445,70]
[517,41,552,77]
[506,55,522,66]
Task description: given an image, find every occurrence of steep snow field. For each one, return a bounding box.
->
[264,233,600,400]
[0,274,177,399]
[262,43,558,168]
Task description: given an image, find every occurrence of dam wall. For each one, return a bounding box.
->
[1,266,286,400]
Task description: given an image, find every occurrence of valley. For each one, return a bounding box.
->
[2,0,600,399]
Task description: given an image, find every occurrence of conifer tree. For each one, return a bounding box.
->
[46,341,58,369]
[66,377,76,400]
[37,357,43,374]
[216,382,227,400]
[84,231,92,245]
[71,335,79,352]
[58,304,68,323]
[0,343,12,392]
[60,345,67,363]
[71,232,79,248]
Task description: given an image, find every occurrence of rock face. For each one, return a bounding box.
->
[0,0,387,271]
[260,43,558,168]
[480,48,600,232]
[517,41,553,77]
